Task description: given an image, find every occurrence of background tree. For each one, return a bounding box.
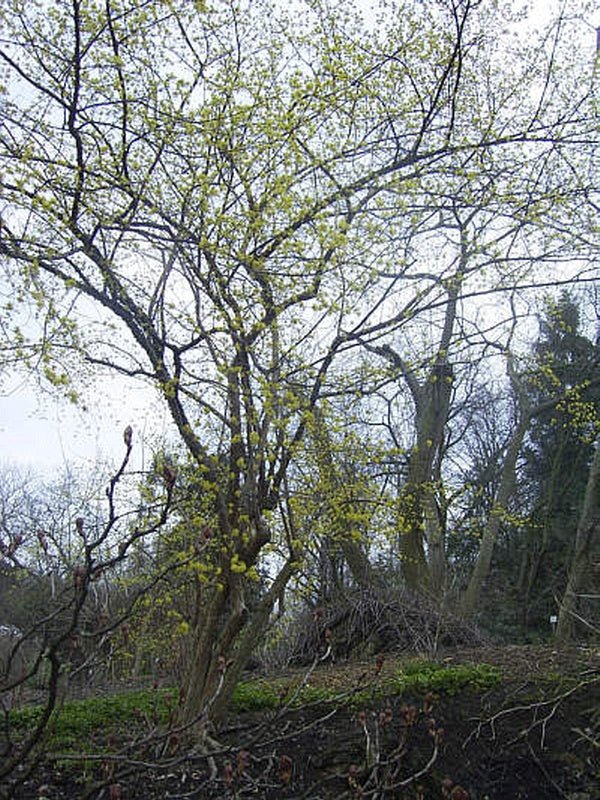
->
[446,293,600,630]
[557,438,600,640]
[517,294,600,631]
[329,2,599,590]
[0,437,174,790]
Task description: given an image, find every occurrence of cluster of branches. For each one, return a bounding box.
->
[0,431,180,793]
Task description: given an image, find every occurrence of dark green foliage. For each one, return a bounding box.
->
[516,294,599,633]
[477,293,600,639]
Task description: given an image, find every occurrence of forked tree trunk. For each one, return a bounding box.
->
[180,584,230,732]
[209,557,296,724]
[178,510,283,734]
[399,360,453,594]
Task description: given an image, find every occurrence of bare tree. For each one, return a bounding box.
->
[0,433,174,792]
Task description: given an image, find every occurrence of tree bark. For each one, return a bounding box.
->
[209,557,297,724]
[556,440,600,641]
[398,358,454,593]
[461,416,529,618]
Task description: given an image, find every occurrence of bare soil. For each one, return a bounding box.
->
[8,644,600,799]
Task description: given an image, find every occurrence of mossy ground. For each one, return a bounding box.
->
[4,644,599,799]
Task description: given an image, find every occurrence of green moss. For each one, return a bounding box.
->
[9,661,502,752]
[10,687,173,750]
[231,680,336,711]
[390,660,503,696]
[232,660,503,713]
[230,681,280,712]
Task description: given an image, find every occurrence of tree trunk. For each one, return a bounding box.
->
[556,440,600,641]
[425,486,447,590]
[179,584,229,732]
[339,537,380,590]
[177,499,279,733]
[461,416,529,618]
[397,477,432,591]
[399,360,453,593]
[367,254,461,596]
[210,557,296,724]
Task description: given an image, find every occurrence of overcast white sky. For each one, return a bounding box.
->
[0,371,172,473]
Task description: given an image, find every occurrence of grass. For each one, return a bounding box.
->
[8,659,502,752]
